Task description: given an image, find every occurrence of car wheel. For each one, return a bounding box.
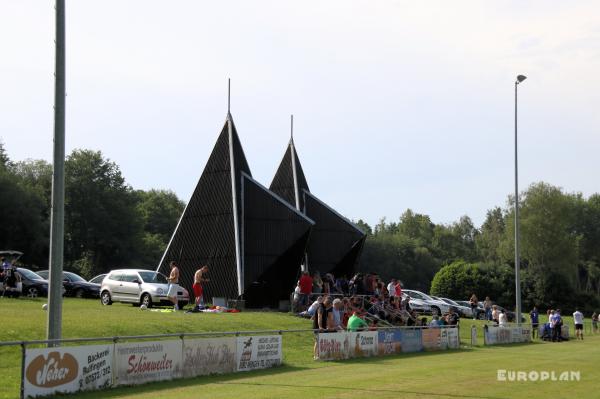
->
[178,300,188,309]
[74,289,84,298]
[100,291,112,306]
[26,287,39,298]
[477,311,486,320]
[431,306,441,316]
[141,293,152,308]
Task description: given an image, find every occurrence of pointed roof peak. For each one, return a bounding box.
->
[289,114,294,145]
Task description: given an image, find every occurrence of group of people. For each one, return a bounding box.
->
[0,257,21,297]
[165,261,209,311]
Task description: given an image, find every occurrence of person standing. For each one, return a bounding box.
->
[551,309,563,342]
[167,261,180,311]
[573,308,584,340]
[298,271,313,310]
[530,306,539,339]
[192,265,209,310]
[483,297,493,321]
[592,312,598,334]
[387,279,396,297]
[469,293,479,320]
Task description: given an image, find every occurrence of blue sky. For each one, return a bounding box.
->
[1,1,599,227]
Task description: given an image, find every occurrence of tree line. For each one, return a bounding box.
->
[0,142,184,278]
[2,141,599,311]
[356,183,600,313]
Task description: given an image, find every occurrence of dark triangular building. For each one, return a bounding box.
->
[270,133,366,279]
[157,113,314,307]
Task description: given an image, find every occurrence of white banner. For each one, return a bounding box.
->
[24,344,112,398]
[440,327,460,349]
[484,325,532,345]
[114,340,182,386]
[183,337,236,377]
[317,332,349,360]
[347,331,378,358]
[236,335,282,371]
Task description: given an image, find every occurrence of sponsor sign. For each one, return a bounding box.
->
[485,326,534,345]
[114,340,182,386]
[236,335,282,371]
[183,337,236,378]
[377,329,402,355]
[317,332,349,360]
[440,327,460,349]
[400,328,423,353]
[422,328,441,351]
[511,327,531,343]
[24,344,112,398]
[347,331,378,358]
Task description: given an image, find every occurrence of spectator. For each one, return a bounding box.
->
[550,309,563,342]
[331,298,345,330]
[483,296,493,321]
[335,275,348,294]
[298,271,313,310]
[387,279,397,297]
[592,312,598,334]
[347,311,369,331]
[573,308,584,340]
[429,316,441,328]
[530,306,540,339]
[498,309,508,326]
[312,272,323,295]
[299,296,323,318]
[491,305,499,325]
[469,293,479,320]
[445,308,459,326]
[394,280,402,298]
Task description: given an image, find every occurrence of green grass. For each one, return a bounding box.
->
[1,298,598,399]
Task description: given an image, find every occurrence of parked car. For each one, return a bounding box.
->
[494,305,526,323]
[1,268,49,298]
[436,297,471,318]
[403,289,450,315]
[400,292,431,314]
[454,300,486,319]
[37,270,100,298]
[88,274,107,285]
[100,269,190,308]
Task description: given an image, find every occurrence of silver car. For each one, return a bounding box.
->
[100,269,189,308]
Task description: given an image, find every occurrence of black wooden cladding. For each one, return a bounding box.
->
[158,116,314,305]
[158,118,246,300]
[242,174,314,307]
[303,190,365,278]
[270,141,309,210]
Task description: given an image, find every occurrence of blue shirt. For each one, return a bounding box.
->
[530,310,539,324]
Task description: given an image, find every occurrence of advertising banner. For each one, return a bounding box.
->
[236,335,282,371]
[347,331,378,358]
[484,326,526,345]
[422,328,441,350]
[182,337,236,378]
[440,327,460,349]
[511,327,531,343]
[378,329,402,356]
[317,332,348,360]
[400,328,423,353]
[114,340,182,386]
[24,344,112,398]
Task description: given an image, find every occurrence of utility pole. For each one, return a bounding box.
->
[47,0,66,345]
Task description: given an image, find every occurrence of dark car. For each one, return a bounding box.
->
[37,270,100,298]
[495,305,526,323]
[14,268,49,298]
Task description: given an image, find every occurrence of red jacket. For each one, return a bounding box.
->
[299,275,313,294]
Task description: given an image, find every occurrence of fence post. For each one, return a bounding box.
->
[20,342,26,399]
[470,325,477,346]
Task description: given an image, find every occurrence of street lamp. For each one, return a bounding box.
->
[514,74,526,325]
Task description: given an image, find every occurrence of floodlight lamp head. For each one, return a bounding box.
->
[516,75,527,84]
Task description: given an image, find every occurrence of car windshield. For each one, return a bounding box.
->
[138,271,168,284]
[65,272,86,282]
[89,275,105,284]
[442,298,458,306]
[406,291,426,300]
[18,268,44,280]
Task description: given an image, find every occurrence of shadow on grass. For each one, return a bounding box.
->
[215,381,505,399]
[61,365,311,398]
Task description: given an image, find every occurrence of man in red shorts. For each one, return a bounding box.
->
[193,265,209,310]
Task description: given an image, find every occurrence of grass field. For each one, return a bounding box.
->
[1,297,598,399]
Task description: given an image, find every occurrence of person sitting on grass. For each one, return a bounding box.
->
[299,296,323,318]
[347,311,369,331]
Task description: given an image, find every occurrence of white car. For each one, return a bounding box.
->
[403,289,450,315]
[436,297,472,318]
[100,269,189,308]
[400,292,431,314]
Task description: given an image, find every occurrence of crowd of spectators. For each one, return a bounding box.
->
[294,271,459,330]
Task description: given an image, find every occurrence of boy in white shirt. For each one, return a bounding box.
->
[573,308,584,340]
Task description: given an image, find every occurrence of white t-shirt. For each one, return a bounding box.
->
[573,311,584,325]
[499,313,508,326]
[387,282,395,296]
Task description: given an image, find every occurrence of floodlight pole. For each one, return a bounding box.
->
[47,0,66,345]
[514,75,526,326]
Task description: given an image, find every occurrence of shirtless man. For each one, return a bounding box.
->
[193,265,209,310]
[167,261,180,311]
